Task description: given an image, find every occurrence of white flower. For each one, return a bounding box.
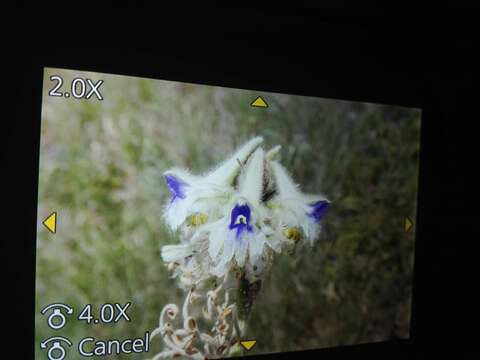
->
[269,160,330,246]
[201,148,276,278]
[161,138,330,283]
[163,137,264,230]
[155,138,332,359]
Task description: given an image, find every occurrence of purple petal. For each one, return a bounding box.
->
[307,200,330,222]
[229,204,253,240]
[164,174,188,203]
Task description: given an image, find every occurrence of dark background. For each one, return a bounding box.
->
[4,4,480,359]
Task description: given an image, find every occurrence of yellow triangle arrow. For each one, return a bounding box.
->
[404,217,413,232]
[43,212,57,234]
[251,96,268,108]
[240,340,257,351]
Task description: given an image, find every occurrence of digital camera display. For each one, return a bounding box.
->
[36,67,421,359]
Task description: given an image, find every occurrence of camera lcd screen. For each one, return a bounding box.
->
[35,67,421,359]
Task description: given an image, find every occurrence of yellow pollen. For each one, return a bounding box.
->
[283,227,303,242]
[187,213,208,226]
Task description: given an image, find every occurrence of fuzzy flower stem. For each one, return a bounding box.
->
[236,272,262,336]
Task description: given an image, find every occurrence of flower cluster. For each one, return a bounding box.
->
[161,137,330,284]
[151,137,330,359]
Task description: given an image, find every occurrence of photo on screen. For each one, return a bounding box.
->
[36,67,421,359]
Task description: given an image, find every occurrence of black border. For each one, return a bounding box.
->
[6,8,479,359]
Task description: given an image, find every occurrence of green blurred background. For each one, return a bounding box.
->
[36,68,420,359]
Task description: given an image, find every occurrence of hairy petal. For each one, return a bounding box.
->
[239,148,265,206]
[203,136,263,186]
[208,219,227,260]
[270,160,302,200]
[248,232,266,267]
[161,244,195,262]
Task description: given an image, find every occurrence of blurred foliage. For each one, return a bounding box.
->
[36,68,420,359]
